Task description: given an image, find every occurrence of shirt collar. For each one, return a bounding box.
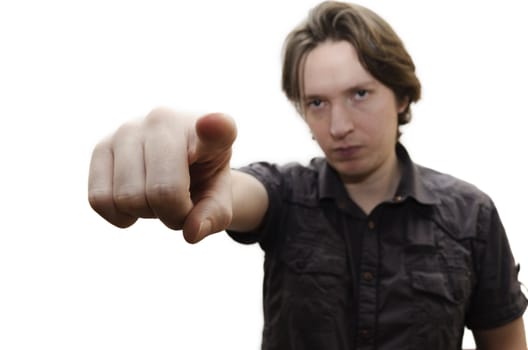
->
[317,143,439,205]
[394,143,439,205]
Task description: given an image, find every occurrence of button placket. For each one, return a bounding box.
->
[357,217,379,349]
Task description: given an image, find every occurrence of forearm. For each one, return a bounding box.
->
[228,170,269,232]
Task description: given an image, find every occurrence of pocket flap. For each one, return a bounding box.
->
[411,271,455,303]
[282,243,346,276]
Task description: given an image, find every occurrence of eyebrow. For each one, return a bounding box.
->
[303,79,377,100]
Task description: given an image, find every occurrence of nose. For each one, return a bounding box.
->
[329,102,354,139]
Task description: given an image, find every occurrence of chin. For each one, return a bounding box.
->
[330,161,371,183]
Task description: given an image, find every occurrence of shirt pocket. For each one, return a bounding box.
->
[281,239,348,297]
[282,241,346,275]
[279,239,348,331]
[409,270,471,350]
[411,270,470,304]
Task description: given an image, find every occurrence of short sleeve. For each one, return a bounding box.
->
[465,201,528,330]
[226,162,288,252]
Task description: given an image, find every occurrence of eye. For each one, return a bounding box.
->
[307,98,325,108]
[354,89,369,100]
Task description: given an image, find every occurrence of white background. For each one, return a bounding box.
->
[1,0,527,349]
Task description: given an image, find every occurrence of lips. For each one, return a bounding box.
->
[332,145,363,160]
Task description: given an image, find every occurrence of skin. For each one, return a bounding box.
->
[301,40,527,348]
[473,316,527,350]
[302,40,406,214]
[88,108,267,243]
[88,41,526,350]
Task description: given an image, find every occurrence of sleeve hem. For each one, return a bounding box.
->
[466,297,528,330]
[226,230,261,245]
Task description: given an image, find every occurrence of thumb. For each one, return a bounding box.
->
[181,113,237,243]
[191,113,237,164]
[182,165,233,243]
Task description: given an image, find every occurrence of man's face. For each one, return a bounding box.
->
[302,40,406,183]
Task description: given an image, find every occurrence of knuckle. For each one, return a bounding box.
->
[205,195,233,232]
[161,220,184,231]
[113,187,147,212]
[113,217,137,229]
[146,183,183,205]
[91,137,112,159]
[146,183,190,229]
[92,138,109,152]
[144,107,175,127]
[88,189,112,212]
[88,190,137,228]
[113,120,141,141]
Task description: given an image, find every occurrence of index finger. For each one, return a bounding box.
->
[190,113,237,164]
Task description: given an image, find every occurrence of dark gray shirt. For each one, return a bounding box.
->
[228,144,527,350]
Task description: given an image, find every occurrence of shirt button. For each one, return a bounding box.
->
[362,271,374,282]
[367,221,375,230]
[359,329,372,339]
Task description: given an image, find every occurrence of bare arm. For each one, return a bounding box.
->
[88,107,268,242]
[473,317,527,350]
[229,170,268,232]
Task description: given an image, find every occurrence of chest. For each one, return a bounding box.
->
[265,201,475,348]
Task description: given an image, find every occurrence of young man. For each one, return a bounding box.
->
[88,1,527,349]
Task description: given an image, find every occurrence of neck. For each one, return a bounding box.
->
[342,151,401,215]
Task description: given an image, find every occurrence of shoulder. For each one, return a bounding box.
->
[418,165,492,205]
[417,164,497,238]
[236,158,324,198]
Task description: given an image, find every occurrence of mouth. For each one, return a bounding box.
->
[332,145,363,159]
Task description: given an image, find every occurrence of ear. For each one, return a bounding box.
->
[397,96,410,114]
